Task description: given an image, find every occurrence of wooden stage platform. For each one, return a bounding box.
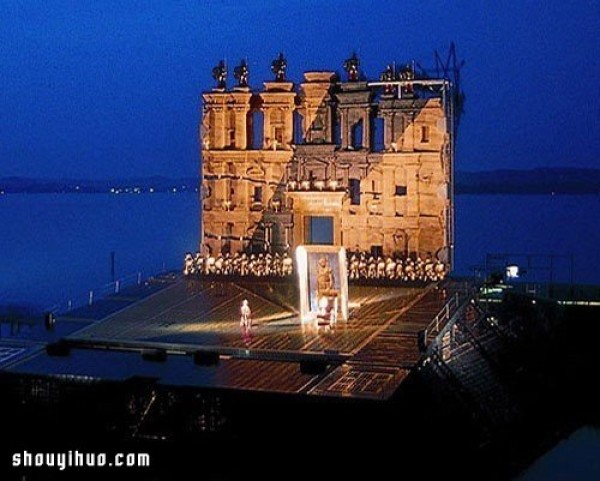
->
[6,276,469,401]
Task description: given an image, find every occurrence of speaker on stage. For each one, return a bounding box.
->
[193,350,220,366]
[300,359,328,375]
[46,340,70,357]
[141,348,167,362]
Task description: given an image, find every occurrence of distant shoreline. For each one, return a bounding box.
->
[456,190,600,196]
[1,191,598,196]
[0,191,196,195]
[1,168,598,196]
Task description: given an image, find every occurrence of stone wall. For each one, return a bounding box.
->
[201,66,453,264]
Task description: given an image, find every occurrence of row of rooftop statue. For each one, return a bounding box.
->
[212,52,415,96]
[183,251,447,283]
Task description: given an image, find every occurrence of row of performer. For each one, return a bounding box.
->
[184,252,293,277]
[183,251,448,282]
[347,253,447,282]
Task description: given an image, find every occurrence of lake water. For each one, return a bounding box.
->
[1,193,599,309]
[0,193,199,309]
[455,194,600,284]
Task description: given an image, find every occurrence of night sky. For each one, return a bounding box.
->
[1,0,598,179]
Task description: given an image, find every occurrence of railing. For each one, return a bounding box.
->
[424,292,460,345]
[43,265,169,316]
[423,281,476,352]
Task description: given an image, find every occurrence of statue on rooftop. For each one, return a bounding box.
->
[399,63,415,97]
[234,59,249,88]
[343,52,360,82]
[212,60,227,90]
[399,63,414,80]
[271,52,287,82]
[381,64,395,95]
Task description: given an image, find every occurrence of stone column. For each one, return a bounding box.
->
[362,109,371,149]
[333,215,341,245]
[284,107,293,145]
[339,109,347,149]
[235,107,248,149]
[263,110,271,149]
[214,108,225,149]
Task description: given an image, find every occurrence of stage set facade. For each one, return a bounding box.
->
[200,53,455,266]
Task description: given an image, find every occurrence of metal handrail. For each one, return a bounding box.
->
[424,292,460,343]
[43,266,167,316]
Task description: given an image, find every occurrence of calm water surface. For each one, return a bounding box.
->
[1,193,598,309]
[454,194,600,283]
[0,193,198,308]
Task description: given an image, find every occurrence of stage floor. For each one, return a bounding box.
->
[6,276,467,400]
[66,278,424,359]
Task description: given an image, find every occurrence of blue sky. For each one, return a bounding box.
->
[1,0,598,178]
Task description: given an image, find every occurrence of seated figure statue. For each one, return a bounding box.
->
[316,257,338,322]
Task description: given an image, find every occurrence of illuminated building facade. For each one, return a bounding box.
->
[201,54,456,266]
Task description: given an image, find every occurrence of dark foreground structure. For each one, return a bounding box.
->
[1,274,598,480]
